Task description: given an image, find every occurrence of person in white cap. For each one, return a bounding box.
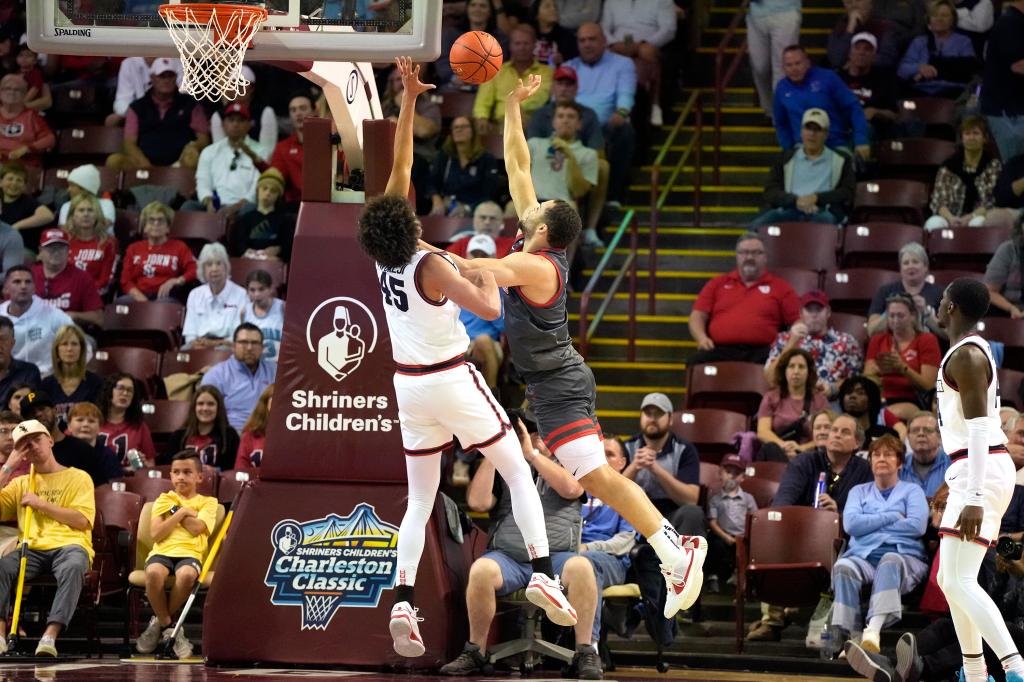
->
[837,32,900,140]
[0,418,94,657]
[461,234,505,391]
[209,65,278,160]
[106,56,182,127]
[826,0,903,69]
[54,164,117,227]
[753,107,857,226]
[106,57,209,171]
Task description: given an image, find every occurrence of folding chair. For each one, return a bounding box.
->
[735,506,842,652]
[852,180,930,225]
[685,362,772,416]
[926,225,1011,272]
[101,302,185,352]
[823,268,901,315]
[840,222,924,269]
[756,223,839,272]
[122,166,197,199]
[671,408,749,464]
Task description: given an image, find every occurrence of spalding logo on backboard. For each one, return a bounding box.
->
[264,503,399,630]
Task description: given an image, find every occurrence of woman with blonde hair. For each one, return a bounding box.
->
[40,324,103,420]
[65,192,117,296]
[236,383,273,469]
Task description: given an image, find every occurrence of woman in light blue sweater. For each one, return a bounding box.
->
[832,434,930,653]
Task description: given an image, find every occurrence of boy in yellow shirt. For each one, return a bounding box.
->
[0,419,94,657]
[136,450,217,659]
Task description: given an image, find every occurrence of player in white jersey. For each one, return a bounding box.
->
[356,58,575,659]
[932,278,1024,682]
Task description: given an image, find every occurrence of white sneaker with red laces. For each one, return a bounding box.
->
[662,535,708,618]
[390,601,425,657]
[525,573,578,626]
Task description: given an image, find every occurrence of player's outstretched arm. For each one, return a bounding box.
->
[385,57,434,198]
[423,254,501,320]
[504,75,543,218]
[948,344,992,542]
[417,239,550,289]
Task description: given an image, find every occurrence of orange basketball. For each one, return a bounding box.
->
[450,31,503,85]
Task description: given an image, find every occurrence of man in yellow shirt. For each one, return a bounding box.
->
[473,24,553,134]
[0,419,94,657]
[136,449,217,660]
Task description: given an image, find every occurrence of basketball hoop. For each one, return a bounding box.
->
[158,3,268,103]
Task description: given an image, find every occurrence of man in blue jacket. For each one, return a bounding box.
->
[773,45,870,161]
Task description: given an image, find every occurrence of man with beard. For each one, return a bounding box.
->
[899,411,950,496]
[838,375,904,449]
[19,391,120,487]
[622,392,704,646]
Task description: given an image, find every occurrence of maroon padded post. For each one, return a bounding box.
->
[301,117,334,203]
[363,118,395,199]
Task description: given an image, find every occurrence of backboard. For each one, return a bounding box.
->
[27,0,442,62]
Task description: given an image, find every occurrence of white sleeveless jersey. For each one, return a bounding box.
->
[376,250,469,367]
[936,333,1007,455]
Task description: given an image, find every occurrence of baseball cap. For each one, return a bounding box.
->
[802,108,830,130]
[467,233,497,257]
[800,289,830,308]
[721,454,745,471]
[553,65,577,82]
[149,57,177,76]
[39,228,69,248]
[641,392,673,415]
[851,32,878,49]
[223,102,251,119]
[19,392,54,419]
[12,419,50,447]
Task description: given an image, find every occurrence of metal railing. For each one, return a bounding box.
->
[649,90,703,314]
[578,209,638,361]
[713,0,750,184]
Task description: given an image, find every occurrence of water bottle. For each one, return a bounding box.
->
[813,472,826,509]
[819,623,835,660]
[127,448,145,471]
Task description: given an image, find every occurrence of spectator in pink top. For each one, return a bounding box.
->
[0,74,54,166]
[756,347,831,462]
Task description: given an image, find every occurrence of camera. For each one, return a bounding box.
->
[997,536,1024,561]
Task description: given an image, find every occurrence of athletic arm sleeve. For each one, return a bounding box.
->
[966,416,988,505]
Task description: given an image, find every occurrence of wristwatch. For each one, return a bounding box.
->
[169,505,182,515]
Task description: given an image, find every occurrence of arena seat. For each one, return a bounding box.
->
[839,222,924,269]
[482,133,504,160]
[229,257,287,295]
[56,124,125,165]
[981,318,1024,371]
[823,268,901,315]
[88,346,162,397]
[744,460,788,482]
[122,166,197,199]
[101,302,184,352]
[926,269,983,289]
[998,368,1024,410]
[141,399,192,450]
[153,464,219,497]
[52,82,103,120]
[124,474,173,504]
[735,506,841,652]
[742,477,779,510]
[898,97,957,139]
[852,180,929,225]
[671,408,749,464]
[926,225,1010,272]
[418,215,469,246]
[436,91,475,123]
[170,211,226,255]
[114,209,140,246]
[877,138,956,183]
[773,267,822,295]
[828,311,869,347]
[218,470,254,507]
[698,460,723,513]
[93,486,144,644]
[756,223,838,272]
[597,583,648,672]
[43,165,121,195]
[161,348,232,377]
[685,362,771,416]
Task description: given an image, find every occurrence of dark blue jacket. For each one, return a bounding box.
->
[773,66,870,150]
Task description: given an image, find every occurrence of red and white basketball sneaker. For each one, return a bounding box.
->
[662,535,707,618]
[525,573,578,626]
[390,601,425,657]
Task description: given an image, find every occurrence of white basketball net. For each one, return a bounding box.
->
[301,593,340,630]
[159,4,267,103]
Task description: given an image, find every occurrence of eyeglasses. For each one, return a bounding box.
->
[235,339,262,346]
[737,249,765,257]
[113,384,134,393]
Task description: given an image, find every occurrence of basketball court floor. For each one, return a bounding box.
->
[0,663,856,682]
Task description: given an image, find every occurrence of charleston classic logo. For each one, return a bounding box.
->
[264,504,399,630]
[306,297,378,382]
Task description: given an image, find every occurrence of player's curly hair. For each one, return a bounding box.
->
[948,277,990,322]
[357,195,419,268]
[542,200,581,249]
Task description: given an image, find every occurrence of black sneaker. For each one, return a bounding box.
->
[896,632,923,682]
[572,645,603,680]
[439,642,493,676]
[844,640,895,682]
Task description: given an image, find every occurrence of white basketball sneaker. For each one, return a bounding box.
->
[390,601,425,657]
[525,573,578,626]
[662,535,708,618]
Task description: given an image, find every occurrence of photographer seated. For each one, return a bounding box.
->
[0,419,94,657]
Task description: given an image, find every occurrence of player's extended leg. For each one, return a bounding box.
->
[938,536,1024,680]
[390,452,440,657]
[557,434,706,617]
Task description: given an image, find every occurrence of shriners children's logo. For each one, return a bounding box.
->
[264,503,399,630]
[306,297,379,382]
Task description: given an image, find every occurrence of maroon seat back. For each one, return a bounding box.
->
[685,362,771,416]
[670,408,749,464]
[823,268,901,315]
[757,223,838,272]
[926,226,1011,272]
[852,180,930,224]
[840,222,924,269]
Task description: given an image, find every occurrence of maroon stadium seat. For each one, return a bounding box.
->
[828,312,869,347]
[122,166,197,199]
[852,180,929,225]
[685,362,771,416]
[756,223,838,272]
[229,257,287,295]
[840,222,924,269]
[877,138,956,183]
[101,302,185,352]
[671,408,749,464]
[57,125,124,164]
[43,165,121,195]
[161,348,232,376]
[170,211,226,255]
[823,268,901,315]
[926,225,1010,272]
[773,267,822,295]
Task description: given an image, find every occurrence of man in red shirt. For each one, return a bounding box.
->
[446,201,516,258]
[269,93,314,205]
[688,232,800,365]
[31,229,103,327]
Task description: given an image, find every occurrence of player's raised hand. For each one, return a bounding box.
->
[395,57,434,99]
[956,504,984,543]
[508,74,543,103]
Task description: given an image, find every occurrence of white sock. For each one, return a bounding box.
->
[648,518,683,565]
[1002,653,1024,675]
[865,615,885,634]
[964,654,987,682]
